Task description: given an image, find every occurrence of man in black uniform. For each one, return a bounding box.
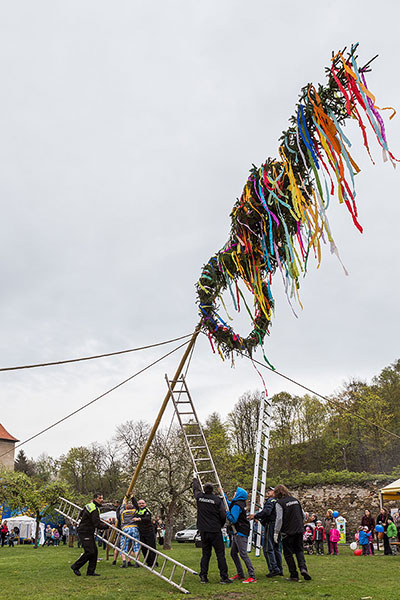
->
[71,493,109,576]
[132,497,157,566]
[273,484,311,582]
[193,476,232,584]
[250,487,283,577]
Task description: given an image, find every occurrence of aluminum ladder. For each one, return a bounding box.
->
[165,374,229,511]
[55,496,198,594]
[247,391,272,555]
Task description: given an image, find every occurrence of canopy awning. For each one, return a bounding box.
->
[380,477,400,501]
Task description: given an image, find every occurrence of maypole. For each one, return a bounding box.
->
[124,323,201,499]
[125,43,398,506]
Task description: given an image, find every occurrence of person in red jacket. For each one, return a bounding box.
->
[1,521,9,547]
[312,520,326,555]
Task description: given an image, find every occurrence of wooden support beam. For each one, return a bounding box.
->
[124,323,201,499]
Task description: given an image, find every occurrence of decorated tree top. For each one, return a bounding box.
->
[196,44,397,362]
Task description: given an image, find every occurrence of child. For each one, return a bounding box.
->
[45,525,52,546]
[313,520,326,555]
[358,526,371,555]
[303,525,314,554]
[8,530,15,548]
[52,528,60,546]
[387,519,398,555]
[329,524,340,555]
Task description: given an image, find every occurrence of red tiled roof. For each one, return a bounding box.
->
[0,424,19,442]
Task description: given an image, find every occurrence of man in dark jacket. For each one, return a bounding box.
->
[193,477,231,584]
[250,487,283,577]
[132,497,157,566]
[273,485,311,582]
[70,493,109,576]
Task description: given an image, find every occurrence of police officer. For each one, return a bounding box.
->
[273,484,311,582]
[250,486,283,577]
[71,493,109,576]
[132,498,157,566]
[193,476,232,584]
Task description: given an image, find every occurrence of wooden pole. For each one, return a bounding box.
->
[124,323,201,499]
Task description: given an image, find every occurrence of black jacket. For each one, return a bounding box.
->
[275,496,305,536]
[132,497,154,535]
[193,478,226,533]
[254,497,277,525]
[78,501,108,535]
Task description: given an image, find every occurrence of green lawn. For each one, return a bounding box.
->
[0,542,397,600]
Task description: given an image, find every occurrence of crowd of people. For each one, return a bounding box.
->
[2,481,399,586]
[192,478,400,585]
[358,507,400,555]
[0,521,20,547]
[43,523,76,546]
[193,479,311,584]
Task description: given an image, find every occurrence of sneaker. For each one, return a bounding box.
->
[300,569,312,581]
[285,577,299,582]
[87,573,100,576]
[242,577,257,584]
[133,563,140,568]
[229,574,245,581]
[120,562,127,569]
[200,575,208,584]
[70,566,81,577]
[266,571,281,578]
[220,578,233,584]
[127,562,132,567]
[111,560,116,565]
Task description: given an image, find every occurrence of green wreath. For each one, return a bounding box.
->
[196,45,397,360]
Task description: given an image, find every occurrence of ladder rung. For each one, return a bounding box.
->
[197,470,214,474]
[190,446,207,450]
[194,458,210,462]
[186,434,202,437]
[159,559,167,576]
[179,412,195,415]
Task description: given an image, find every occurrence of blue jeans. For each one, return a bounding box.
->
[262,522,282,574]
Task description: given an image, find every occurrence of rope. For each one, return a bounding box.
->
[0,333,193,372]
[236,350,400,441]
[0,339,191,460]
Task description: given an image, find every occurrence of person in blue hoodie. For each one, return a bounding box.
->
[225,487,257,583]
[358,526,372,555]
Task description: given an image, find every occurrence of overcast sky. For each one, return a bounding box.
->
[0,0,399,460]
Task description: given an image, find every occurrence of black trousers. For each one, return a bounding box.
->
[282,533,307,579]
[315,540,324,554]
[200,530,228,579]
[139,530,157,565]
[383,533,392,555]
[72,533,98,575]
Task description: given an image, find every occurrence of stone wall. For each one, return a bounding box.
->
[0,440,15,470]
[292,479,398,539]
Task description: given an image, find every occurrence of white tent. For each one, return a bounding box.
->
[2,515,45,545]
[380,478,400,506]
[100,510,116,521]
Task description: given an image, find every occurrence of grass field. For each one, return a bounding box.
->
[0,542,398,600]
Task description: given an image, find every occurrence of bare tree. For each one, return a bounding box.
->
[228,390,262,454]
[134,427,194,550]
